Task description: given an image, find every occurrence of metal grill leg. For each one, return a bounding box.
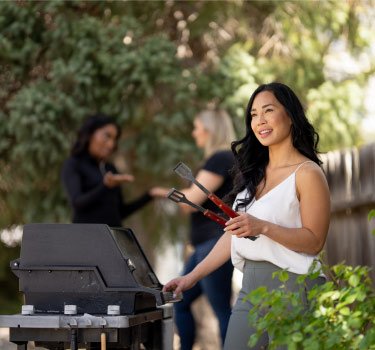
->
[70,329,78,350]
[131,326,140,350]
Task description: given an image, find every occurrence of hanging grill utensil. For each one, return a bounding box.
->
[173,162,258,241]
[167,188,227,226]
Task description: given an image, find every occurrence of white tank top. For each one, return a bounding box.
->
[231,161,321,275]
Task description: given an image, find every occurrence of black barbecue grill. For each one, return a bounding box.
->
[0,223,181,350]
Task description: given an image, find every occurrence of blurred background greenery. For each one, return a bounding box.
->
[0,0,374,314]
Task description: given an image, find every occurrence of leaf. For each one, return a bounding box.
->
[246,286,268,305]
[368,209,375,221]
[348,274,360,287]
[291,332,304,342]
[330,291,341,301]
[296,274,307,284]
[279,271,290,283]
[339,307,350,316]
[248,334,259,347]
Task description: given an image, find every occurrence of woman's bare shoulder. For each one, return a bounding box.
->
[296,161,329,195]
[297,161,325,177]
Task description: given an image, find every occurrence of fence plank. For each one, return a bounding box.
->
[321,143,375,271]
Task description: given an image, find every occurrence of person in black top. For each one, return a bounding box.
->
[172,109,236,350]
[61,114,165,227]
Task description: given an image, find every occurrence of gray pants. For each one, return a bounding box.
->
[223,260,325,350]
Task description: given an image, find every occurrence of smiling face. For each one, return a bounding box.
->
[250,90,292,147]
[88,124,118,161]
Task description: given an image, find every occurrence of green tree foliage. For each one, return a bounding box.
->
[0,0,373,312]
[0,0,373,229]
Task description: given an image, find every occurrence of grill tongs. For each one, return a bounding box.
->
[170,162,258,241]
[167,188,228,226]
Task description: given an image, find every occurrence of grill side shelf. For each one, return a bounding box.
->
[65,310,164,328]
[0,310,164,329]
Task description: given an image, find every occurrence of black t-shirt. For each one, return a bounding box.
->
[190,150,235,246]
[61,152,152,227]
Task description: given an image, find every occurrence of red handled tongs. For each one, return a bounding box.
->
[174,161,239,219]
[172,162,258,241]
[167,188,227,226]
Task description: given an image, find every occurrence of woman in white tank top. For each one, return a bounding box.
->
[163,83,330,350]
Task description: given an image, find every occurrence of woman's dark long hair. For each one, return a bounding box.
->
[71,114,120,156]
[226,82,321,210]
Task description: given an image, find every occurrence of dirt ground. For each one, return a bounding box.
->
[189,294,221,350]
[0,328,15,350]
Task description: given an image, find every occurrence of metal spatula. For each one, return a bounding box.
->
[173,162,240,219]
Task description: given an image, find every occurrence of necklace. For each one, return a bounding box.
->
[267,161,305,170]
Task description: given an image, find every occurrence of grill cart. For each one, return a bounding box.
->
[0,224,181,350]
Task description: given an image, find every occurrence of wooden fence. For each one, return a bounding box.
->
[321,143,375,273]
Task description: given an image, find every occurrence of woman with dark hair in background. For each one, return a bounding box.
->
[163,83,330,350]
[62,114,165,227]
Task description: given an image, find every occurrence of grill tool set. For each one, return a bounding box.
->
[167,162,258,241]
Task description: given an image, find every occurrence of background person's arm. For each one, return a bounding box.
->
[178,169,224,213]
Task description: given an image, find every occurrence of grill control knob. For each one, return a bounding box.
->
[22,305,35,315]
[64,305,77,315]
[107,305,120,315]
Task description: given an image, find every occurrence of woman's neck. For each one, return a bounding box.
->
[87,151,104,164]
[204,144,229,159]
[267,141,302,169]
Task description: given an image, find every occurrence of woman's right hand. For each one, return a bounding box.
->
[162,273,197,295]
[148,186,170,198]
[103,172,134,188]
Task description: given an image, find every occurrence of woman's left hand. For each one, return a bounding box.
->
[225,212,264,238]
[104,172,134,188]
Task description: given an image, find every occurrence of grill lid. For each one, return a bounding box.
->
[11,224,178,315]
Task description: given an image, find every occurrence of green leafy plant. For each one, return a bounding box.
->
[246,258,375,349]
[369,209,375,236]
